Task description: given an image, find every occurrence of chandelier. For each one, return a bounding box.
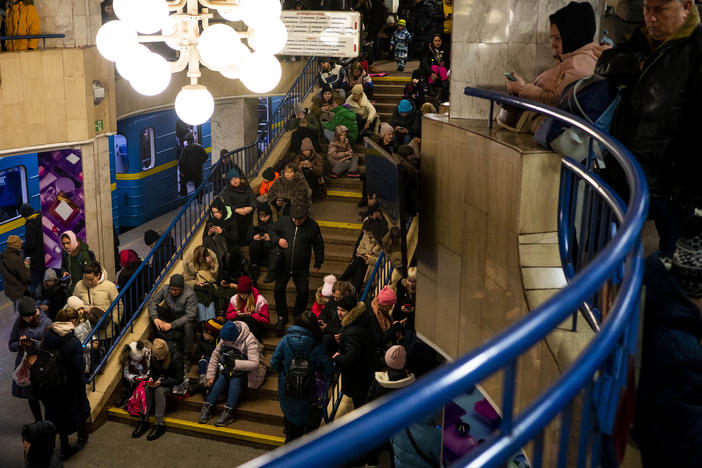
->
[96,0,288,125]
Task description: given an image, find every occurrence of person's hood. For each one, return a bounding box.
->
[120,249,139,268]
[374,370,416,388]
[230,321,255,349]
[341,301,367,327]
[561,42,610,62]
[347,93,371,109]
[61,230,79,253]
[210,197,233,221]
[285,325,316,355]
[51,321,75,337]
[334,125,349,138]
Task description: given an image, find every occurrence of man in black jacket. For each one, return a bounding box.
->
[20,204,45,291]
[0,235,31,313]
[179,133,209,196]
[270,203,324,332]
[596,0,702,257]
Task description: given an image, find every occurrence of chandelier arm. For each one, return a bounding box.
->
[198,0,240,9]
[169,48,191,73]
[166,0,188,11]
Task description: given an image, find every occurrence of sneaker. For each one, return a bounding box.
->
[347,172,360,178]
[198,402,213,424]
[146,424,166,441]
[215,406,235,427]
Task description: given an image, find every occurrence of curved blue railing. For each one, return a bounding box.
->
[82,57,321,384]
[239,88,648,467]
[0,33,65,48]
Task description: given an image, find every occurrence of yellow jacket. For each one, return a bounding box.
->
[443,1,452,34]
[5,0,41,51]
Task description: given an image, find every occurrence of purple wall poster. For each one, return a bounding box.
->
[38,149,86,269]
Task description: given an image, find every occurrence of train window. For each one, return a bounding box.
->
[140,128,156,171]
[0,165,28,224]
[114,134,128,173]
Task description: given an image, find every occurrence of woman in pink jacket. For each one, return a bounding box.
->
[225,276,269,342]
[505,1,609,106]
[198,321,266,426]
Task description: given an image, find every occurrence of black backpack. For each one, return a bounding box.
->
[284,354,315,400]
[219,345,246,379]
[31,339,72,399]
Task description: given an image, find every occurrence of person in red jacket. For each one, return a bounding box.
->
[225,276,269,341]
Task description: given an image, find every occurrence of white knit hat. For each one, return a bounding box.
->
[66,296,85,311]
[321,274,337,297]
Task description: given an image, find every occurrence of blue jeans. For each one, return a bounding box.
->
[197,302,216,322]
[206,374,246,408]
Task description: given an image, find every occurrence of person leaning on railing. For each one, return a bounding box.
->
[4,0,40,51]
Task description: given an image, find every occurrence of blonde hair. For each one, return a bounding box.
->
[420,102,437,115]
[237,293,256,314]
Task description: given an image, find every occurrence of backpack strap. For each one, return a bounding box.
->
[405,427,438,468]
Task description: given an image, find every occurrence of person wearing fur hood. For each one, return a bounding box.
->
[331,295,377,408]
[200,321,266,426]
[366,345,415,403]
[291,137,325,199]
[327,125,360,178]
[266,164,313,216]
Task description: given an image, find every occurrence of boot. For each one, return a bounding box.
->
[198,402,213,424]
[215,406,235,427]
[146,424,166,441]
[131,415,149,438]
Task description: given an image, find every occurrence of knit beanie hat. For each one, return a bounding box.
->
[204,316,225,335]
[126,341,146,361]
[549,2,595,54]
[397,19,406,26]
[18,296,36,317]
[321,274,337,297]
[66,296,85,311]
[144,229,160,246]
[20,203,34,218]
[337,294,357,311]
[300,137,314,152]
[321,84,333,94]
[257,202,272,215]
[397,99,412,113]
[385,345,407,370]
[151,338,170,360]
[44,269,58,282]
[351,84,363,95]
[237,276,252,293]
[671,215,702,298]
[377,286,397,306]
[294,102,306,115]
[220,321,240,341]
[6,235,22,250]
[226,167,242,181]
[169,274,185,288]
[262,167,277,181]
[380,123,393,139]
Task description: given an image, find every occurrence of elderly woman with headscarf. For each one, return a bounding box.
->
[59,231,94,296]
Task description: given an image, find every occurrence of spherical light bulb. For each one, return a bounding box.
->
[175,85,214,125]
[96,20,138,62]
[218,6,241,22]
[197,24,241,71]
[162,14,186,50]
[220,43,251,79]
[113,0,138,25]
[130,52,172,96]
[240,0,281,28]
[125,0,169,34]
[248,20,288,55]
[115,43,150,81]
[240,53,281,94]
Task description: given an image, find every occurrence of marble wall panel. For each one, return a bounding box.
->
[508,0,538,43]
[507,42,537,83]
[73,15,89,47]
[453,0,510,43]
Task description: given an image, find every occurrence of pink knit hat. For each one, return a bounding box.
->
[377,286,397,306]
[385,345,406,370]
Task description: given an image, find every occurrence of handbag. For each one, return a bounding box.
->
[268,247,284,273]
[13,352,32,387]
[127,380,147,416]
[495,104,540,133]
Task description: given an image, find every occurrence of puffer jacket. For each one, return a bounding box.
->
[356,232,382,265]
[5,0,40,51]
[270,325,333,425]
[222,181,256,210]
[270,215,324,275]
[318,63,346,89]
[634,254,702,468]
[266,172,312,209]
[225,287,270,325]
[345,92,378,125]
[323,105,359,142]
[596,7,702,207]
[0,246,30,300]
[520,42,609,107]
[333,302,377,400]
[327,125,353,167]
[391,418,442,467]
[310,91,342,119]
[207,321,266,389]
[182,250,219,286]
[389,101,422,138]
[366,368,416,403]
[73,269,120,313]
[291,149,324,177]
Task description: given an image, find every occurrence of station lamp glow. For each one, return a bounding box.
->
[96,0,288,125]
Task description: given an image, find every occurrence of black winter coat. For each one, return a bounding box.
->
[204,205,240,253]
[222,184,256,210]
[413,0,441,43]
[150,342,186,388]
[334,302,376,400]
[23,213,45,271]
[270,215,324,275]
[0,246,31,300]
[319,298,342,336]
[595,11,702,209]
[389,103,421,138]
[635,255,702,468]
[41,328,90,435]
[180,143,208,182]
[33,283,67,322]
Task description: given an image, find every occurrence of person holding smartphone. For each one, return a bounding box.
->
[394,266,417,330]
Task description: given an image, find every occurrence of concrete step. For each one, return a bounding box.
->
[325,175,363,190]
[107,407,285,447]
[326,189,362,201]
[180,391,285,426]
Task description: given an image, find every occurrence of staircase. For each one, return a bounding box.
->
[107,158,364,448]
[373,76,410,122]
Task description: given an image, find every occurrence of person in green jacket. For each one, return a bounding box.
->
[323,95,359,143]
[59,231,94,296]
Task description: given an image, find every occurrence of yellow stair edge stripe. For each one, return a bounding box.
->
[326,190,362,199]
[373,76,411,82]
[317,220,362,230]
[107,407,285,447]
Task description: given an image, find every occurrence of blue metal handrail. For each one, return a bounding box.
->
[0,34,65,48]
[82,57,321,384]
[240,88,648,467]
